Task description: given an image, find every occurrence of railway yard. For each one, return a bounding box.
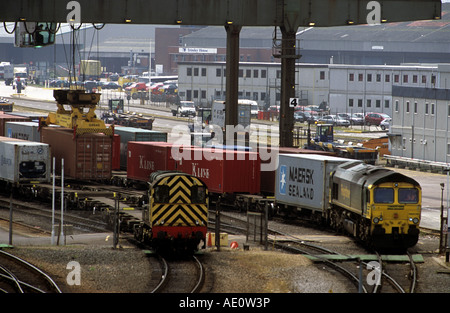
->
[0,87,449,299]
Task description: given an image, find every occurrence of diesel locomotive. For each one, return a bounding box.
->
[329,161,421,249]
[134,171,208,254]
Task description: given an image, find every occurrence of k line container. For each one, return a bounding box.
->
[127,142,261,194]
[275,154,361,212]
[127,141,176,182]
[0,136,51,184]
[114,126,167,169]
[175,146,261,194]
[40,127,113,180]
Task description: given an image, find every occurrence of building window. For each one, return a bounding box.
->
[431,75,436,85]
[367,73,372,82]
[239,69,244,78]
[253,69,258,78]
[276,70,281,79]
[261,70,267,78]
[201,90,206,99]
[320,71,325,80]
[413,75,418,83]
[261,92,266,101]
[394,74,399,83]
[349,73,354,81]
[366,99,372,107]
[414,102,418,114]
[187,67,192,76]
[385,74,390,83]
[431,103,435,115]
[448,144,450,155]
[358,99,363,107]
[253,92,258,101]
[385,99,390,108]
[422,75,427,84]
[448,104,450,116]
[194,90,199,98]
[406,101,410,113]
[425,102,429,115]
[403,75,408,83]
[376,100,381,108]
[376,74,381,82]
[349,99,354,107]
[359,73,363,82]
[395,100,399,112]
[216,68,221,77]
[194,68,199,76]
[246,69,251,78]
[201,68,206,76]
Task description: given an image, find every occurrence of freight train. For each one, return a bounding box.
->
[0,116,422,250]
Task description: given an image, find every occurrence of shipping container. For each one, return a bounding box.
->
[0,112,30,136]
[275,154,361,212]
[114,126,167,169]
[127,141,176,182]
[5,121,40,142]
[175,146,260,194]
[0,136,51,183]
[112,134,120,170]
[260,147,336,194]
[127,142,260,194]
[40,127,112,180]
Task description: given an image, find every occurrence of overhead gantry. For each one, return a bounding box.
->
[0,0,441,146]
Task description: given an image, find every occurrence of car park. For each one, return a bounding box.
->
[294,111,317,124]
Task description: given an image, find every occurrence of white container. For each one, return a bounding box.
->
[0,136,51,183]
[5,121,40,142]
[275,154,361,212]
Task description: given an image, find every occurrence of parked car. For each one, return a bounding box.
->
[294,111,317,124]
[318,115,350,127]
[125,82,148,91]
[365,112,391,126]
[103,82,120,89]
[351,113,364,125]
[380,118,391,130]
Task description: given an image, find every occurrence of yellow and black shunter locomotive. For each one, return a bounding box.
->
[329,162,421,249]
[134,171,208,254]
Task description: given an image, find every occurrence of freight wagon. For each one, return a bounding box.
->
[40,127,112,181]
[0,136,51,184]
[0,112,31,136]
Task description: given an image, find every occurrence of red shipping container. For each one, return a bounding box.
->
[127,141,176,182]
[0,112,30,136]
[175,147,260,194]
[112,134,120,170]
[40,127,112,180]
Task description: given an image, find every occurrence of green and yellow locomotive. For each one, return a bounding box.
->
[329,162,421,249]
[134,171,208,254]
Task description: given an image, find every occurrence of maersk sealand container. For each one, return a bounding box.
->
[0,136,51,184]
[275,154,361,212]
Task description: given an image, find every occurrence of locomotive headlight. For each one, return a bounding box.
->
[409,217,419,224]
[160,220,165,225]
[373,217,380,224]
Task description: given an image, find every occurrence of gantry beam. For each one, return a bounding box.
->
[0,0,441,28]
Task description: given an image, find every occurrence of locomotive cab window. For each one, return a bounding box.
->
[154,185,169,203]
[374,188,394,203]
[398,188,418,203]
[191,186,206,204]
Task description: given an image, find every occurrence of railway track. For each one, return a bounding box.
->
[213,211,420,293]
[151,255,205,293]
[0,249,62,293]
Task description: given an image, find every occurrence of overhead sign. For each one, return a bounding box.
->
[179,47,217,54]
